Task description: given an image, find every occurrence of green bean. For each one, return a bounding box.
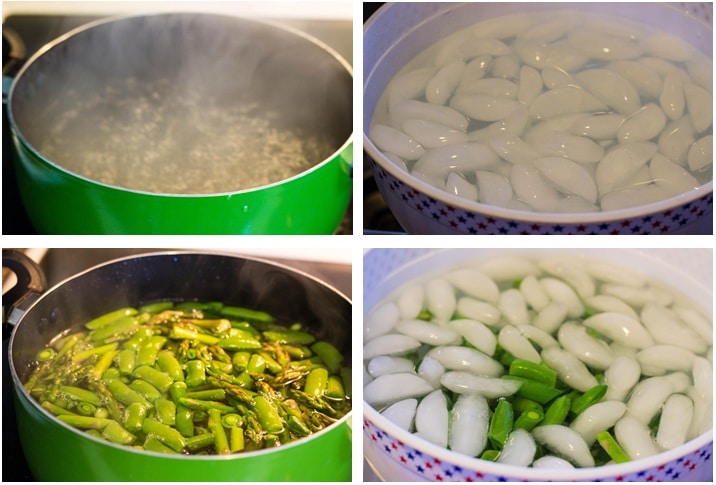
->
[514,409,544,431]
[58,415,113,430]
[157,350,184,382]
[185,432,215,451]
[596,431,631,463]
[72,342,119,364]
[60,385,102,406]
[133,365,174,393]
[305,368,329,397]
[35,348,56,362]
[142,418,186,452]
[185,360,206,388]
[124,402,147,432]
[487,399,514,450]
[136,336,167,367]
[143,436,177,454]
[129,379,161,402]
[542,396,571,425]
[187,389,226,401]
[117,349,136,375]
[310,341,343,373]
[571,384,607,415]
[101,420,136,445]
[208,408,230,454]
[89,316,139,342]
[106,379,151,409]
[509,359,558,387]
[230,425,245,452]
[85,308,137,330]
[253,395,284,433]
[501,375,562,404]
[220,305,274,323]
[263,329,316,346]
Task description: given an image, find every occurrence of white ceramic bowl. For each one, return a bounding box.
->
[363,248,713,481]
[363,3,713,234]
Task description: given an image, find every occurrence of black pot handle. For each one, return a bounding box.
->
[2,249,47,328]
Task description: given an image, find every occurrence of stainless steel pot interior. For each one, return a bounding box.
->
[9,13,352,159]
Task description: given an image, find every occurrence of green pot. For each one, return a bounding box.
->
[7,13,352,235]
[5,251,352,481]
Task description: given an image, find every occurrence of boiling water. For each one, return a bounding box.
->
[370,10,713,213]
[38,78,335,194]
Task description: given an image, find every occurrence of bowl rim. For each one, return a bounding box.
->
[362,248,713,480]
[363,1,714,224]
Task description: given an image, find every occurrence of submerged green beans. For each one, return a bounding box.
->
[25,300,351,455]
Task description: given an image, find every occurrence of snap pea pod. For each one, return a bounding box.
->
[185,360,207,388]
[142,418,186,452]
[136,336,167,367]
[220,305,274,323]
[596,431,631,464]
[542,396,572,425]
[502,375,562,404]
[488,399,514,450]
[85,308,137,330]
[263,329,316,345]
[130,379,162,402]
[514,409,544,431]
[89,316,139,342]
[102,420,136,445]
[117,349,136,375]
[106,379,151,409]
[157,350,184,382]
[571,384,607,415]
[124,402,148,432]
[310,341,343,373]
[133,365,173,393]
[509,359,558,387]
[60,385,102,406]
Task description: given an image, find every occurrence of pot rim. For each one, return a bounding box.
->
[363,1,713,225]
[7,11,354,197]
[8,249,352,461]
[362,247,713,480]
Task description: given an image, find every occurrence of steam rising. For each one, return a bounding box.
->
[12,13,352,194]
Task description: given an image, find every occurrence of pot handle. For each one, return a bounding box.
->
[2,249,47,328]
[2,26,26,103]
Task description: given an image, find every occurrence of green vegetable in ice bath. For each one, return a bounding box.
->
[24,300,351,455]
